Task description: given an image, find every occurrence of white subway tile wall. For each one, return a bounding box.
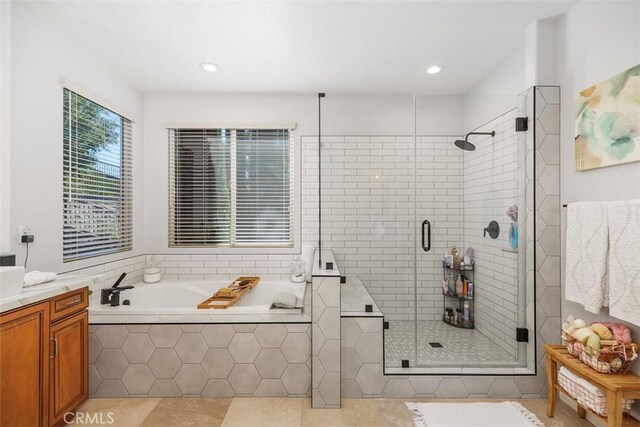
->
[303,136,414,321]
[463,110,519,357]
[143,254,298,282]
[416,136,465,322]
[302,135,465,322]
[61,255,146,298]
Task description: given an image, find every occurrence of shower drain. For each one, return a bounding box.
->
[428,342,443,348]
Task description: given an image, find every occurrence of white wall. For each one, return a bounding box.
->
[463,15,560,134]
[463,47,527,132]
[0,1,11,254]
[142,93,464,256]
[525,18,557,87]
[556,0,640,405]
[10,5,144,273]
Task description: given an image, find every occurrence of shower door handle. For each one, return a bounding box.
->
[421,220,431,252]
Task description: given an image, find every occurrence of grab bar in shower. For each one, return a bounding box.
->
[421,220,431,252]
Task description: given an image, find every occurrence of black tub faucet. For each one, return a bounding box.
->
[100,272,134,306]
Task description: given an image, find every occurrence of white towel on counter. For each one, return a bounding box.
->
[565,202,610,313]
[607,199,640,326]
[23,270,58,287]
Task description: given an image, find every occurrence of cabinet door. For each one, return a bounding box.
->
[0,302,50,427]
[50,311,88,425]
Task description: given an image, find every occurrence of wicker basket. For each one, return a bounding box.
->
[562,332,638,374]
[558,368,634,416]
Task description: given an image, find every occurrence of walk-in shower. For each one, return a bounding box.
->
[313,89,558,375]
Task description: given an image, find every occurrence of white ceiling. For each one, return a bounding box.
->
[15,0,577,95]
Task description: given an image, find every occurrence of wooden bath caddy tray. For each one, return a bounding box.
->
[197,277,260,309]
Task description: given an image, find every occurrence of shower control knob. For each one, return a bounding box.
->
[483,221,500,239]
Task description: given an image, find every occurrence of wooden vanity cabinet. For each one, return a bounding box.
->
[0,287,89,427]
[49,309,88,426]
[0,302,50,427]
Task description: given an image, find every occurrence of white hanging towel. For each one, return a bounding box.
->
[607,199,640,326]
[565,202,609,313]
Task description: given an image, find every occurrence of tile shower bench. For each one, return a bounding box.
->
[340,276,387,398]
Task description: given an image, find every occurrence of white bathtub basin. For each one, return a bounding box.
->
[89,279,307,316]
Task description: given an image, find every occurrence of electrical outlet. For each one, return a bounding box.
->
[18,226,32,243]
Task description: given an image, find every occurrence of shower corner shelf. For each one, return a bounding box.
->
[441,261,475,271]
[442,262,475,329]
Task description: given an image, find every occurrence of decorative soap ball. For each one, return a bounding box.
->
[610,358,623,370]
[573,319,587,329]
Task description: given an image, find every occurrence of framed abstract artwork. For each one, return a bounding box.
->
[575,64,640,171]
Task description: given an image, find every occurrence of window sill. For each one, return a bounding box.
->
[163,246,299,255]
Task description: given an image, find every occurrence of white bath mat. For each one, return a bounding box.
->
[406,401,545,427]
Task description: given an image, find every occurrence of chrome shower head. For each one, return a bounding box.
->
[454,130,495,151]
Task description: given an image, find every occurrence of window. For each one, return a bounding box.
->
[63,89,133,261]
[168,128,294,247]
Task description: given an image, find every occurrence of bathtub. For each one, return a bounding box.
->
[89,278,310,323]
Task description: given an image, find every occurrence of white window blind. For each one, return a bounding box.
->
[168,128,294,247]
[63,89,133,261]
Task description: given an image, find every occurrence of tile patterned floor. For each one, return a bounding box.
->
[385,320,519,367]
[76,397,594,426]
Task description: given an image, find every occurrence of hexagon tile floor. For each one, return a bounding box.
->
[385,321,519,367]
[75,397,596,427]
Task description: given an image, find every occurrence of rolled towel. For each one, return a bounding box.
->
[271,292,301,309]
[24,271,58,288]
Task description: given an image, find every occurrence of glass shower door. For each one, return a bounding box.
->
[413,100,530,370]
[414,132,468,368]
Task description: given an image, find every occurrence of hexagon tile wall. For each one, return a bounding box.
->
[89,324,311,397]
[312,276,342,408]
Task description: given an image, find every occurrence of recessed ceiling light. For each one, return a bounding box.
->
[200,62,220,73]
[426,65,443,75]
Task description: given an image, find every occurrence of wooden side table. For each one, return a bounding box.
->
[544,344,640,427]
